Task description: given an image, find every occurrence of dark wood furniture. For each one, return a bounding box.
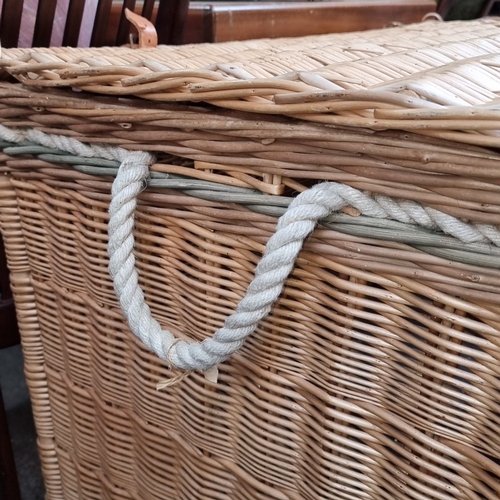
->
[184,0,436,43]
[106,0,435,44]
[482,0,500,16]
[0,0,190,48]
[437,0,491,20]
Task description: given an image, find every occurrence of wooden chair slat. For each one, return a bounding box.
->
[63,0,89,46]
[91,0,114,46]
[32,0,59,46]
[116,0,137,46]
[141,0,157,21]
[0,0,25,48]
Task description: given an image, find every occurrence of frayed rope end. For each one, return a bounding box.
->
[156,365,219,390]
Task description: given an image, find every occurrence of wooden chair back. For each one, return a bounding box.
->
[0,0,189,48]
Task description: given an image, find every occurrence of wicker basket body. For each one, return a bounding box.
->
[1,18,500,499]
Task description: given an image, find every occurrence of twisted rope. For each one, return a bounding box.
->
[0,124,131,162]
[1,124,499,378]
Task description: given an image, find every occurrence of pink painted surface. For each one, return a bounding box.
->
[79,0,99,47]
[18,0,38,48]
[50,0,70,46]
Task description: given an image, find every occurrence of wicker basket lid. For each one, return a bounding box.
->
[1,18,500,147]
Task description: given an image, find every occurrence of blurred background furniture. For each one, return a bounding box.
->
[1,0,438,47]
[0,0,190,48]
[107,0,436,44]
[437,0,491,20]
[4,0,497,50]
[482,0,500,16]
[182,0,436,43]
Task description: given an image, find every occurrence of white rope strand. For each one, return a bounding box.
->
[0,124,131,162]
[108,154,500,373]
[1,124,499,377]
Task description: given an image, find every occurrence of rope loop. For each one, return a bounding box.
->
[107,152,500,379]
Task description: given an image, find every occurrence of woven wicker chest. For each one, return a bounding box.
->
[1,17,500,500]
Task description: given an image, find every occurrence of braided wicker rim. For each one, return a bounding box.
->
[1,19,500,147]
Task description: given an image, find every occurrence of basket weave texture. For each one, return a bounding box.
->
[0,18,500,500]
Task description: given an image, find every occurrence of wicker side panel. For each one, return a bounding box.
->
[0,173,63,499]
[3,160,500,499]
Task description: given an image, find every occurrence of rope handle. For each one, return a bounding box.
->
[108,153,338,378]
[107,153,500,382]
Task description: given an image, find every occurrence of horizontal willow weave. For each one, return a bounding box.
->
[0,17,500,500]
